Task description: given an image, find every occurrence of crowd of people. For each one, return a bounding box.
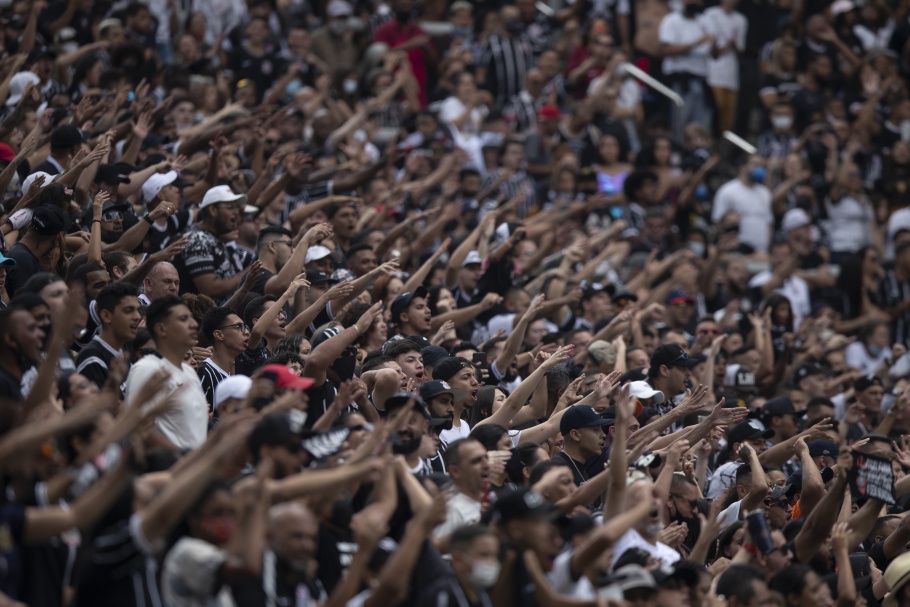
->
[3,0,910,605]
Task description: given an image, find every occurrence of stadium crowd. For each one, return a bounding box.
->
[3,0,910,605]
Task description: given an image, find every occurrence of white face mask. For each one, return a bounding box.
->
[469,562,501,589]
[771,115,793,131]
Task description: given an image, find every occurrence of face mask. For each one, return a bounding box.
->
[869,344,883,356]
[505,18,524,34]
[453,25,472,37]
[200,515,236,544]
[750,166,767,184]
[695,184,709,200]
[645,522,664,536]
[285,79,302,97]
[772,115,793,131]
[343,79,358,95]
[687,241,706,257]
[683,3,702,17]
[469,562,501,589]
[329,20,348,35]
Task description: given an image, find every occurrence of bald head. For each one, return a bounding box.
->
[143,262,179,301]
[267,502,319,566]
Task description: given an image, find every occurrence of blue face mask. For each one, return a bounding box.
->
[285,79,302,97]
[869,344,882,356]
[452,25,472,37]
[750,166,767,184]
[687,241,706,257]
[695,184,709,200]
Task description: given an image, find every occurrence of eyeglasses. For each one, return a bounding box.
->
[219,322,250,333]
[670,493,699,509]
[102,211,122,221]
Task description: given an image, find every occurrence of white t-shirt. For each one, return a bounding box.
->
[433,491,482,537]
[439,420,472,445]
[439,96,487,138]
[716,500,742,528]
[707,461,740,500]
[703,7,747,90]
[610,529,680,568]
[124,355,209,450]
[712,178,773,253]
[824,195,875,254]
[659,13,712,77]
[748,271,811,330]
[886,207,910,260]
[548,551,597,599]
[845,341,891,375]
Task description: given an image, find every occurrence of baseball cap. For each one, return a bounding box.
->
[305,245,332,264]
[884,552,910,607]
[581,282,610,300]
[258,364,315,390]
[650,344,698,369]
[761,397,796,422]
[305,269,337,285]
[628,380,665,405]
[559,405,613,435]
[652,562,700,588]
[32,204,70,236]
[21,171,54,193]
[384,391,427,415]
[728,419,774,444]
[432,356,473,382]
[609,565,657,594]
[536,105,560,120]
[782,208,811,232]
[666,289,695,306]
[390,286,429,322]
[0,252,15,267]
[95,163,131,186]
[50,124,83,150]
[199,185,248,209]
[327,0,353,16]
[0,143,14,163]
[854,374,883,392]
[419,379,466,404]
[612,290,638,307]
[734,366,757,394]
[807,439,839,458]
[793,362,825,384]
[587,340,617,366]
[100,200,129,215]
[490,487,554,524]
[6,71,39,106]
[247,410,308,454]
[462,250,483,267]
[141,170,186,202]
[421,345,449,369]
[213,375,252,411]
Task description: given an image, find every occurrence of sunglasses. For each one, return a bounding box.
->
[769,498,790,509]
[670,493,699,509]
[102,211,122,221]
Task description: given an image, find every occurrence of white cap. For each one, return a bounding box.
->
[21,171,55,193]
[327,0,353,16]
[628,380,665,404]
[214,375,252,410]
[831,0,855,15]
[305,245,332,263]
[199,185,248,209]
[781,208,811,232]
[7,72,40,106]
[462,250,483,267]
[142,170,179,203]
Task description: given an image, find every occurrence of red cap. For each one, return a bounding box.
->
[536,105,560,120]
[0,143,15,163]
[260,364,315,390]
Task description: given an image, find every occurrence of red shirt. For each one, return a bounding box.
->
[374,21,434,107]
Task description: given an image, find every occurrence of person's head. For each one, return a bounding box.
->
[143,262,180,302]
[344,244,377,278]
[327,201,358,242]
[145,295,199,351]
[185,481,236,547]
[21,273,69,324]
[499,138,524,171]
[256,226,295,271]
[434,357,480,404]
[244,296,287,343]
[446,438,490,496]
[861,319,890,355]
[716,565,770,607]
[491,487,562,571]
[761,397,800,442]
[0,306,44,366]
[73,263,111,300]
[391,287,432,334]
[198,185,245,235]
[769,564,832,607]
[267,501,319,570]
[96,282,141,344]
[56,372,100,409]
[648,344,696,395]
[383,339,425,381]
[855,374,885,416]
[450,525,501,589]
[668,474,700,521]
[559,405,609,459]
[201,306,249,355]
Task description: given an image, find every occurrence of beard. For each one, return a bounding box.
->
[391,432,422,455]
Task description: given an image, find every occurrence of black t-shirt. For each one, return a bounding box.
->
[0,366,22,400]
[146,210,191,253]
[0,502,25,600]
[415,576,490,607]
[235,343,270,377]
[6,243,40,297]
[552,451,587,487]
[315,524,355,595]
[228,44,285,103]
[230,555,325,607]
[75,335,124,389]
[175,226,239,297]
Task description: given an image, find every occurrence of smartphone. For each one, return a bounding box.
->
[473,352,487,367]
[745,510,774,555]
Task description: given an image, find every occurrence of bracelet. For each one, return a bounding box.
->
[144,215,154,224]
[92,219,101,225]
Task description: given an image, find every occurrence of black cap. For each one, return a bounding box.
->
[432,356,473,382]
[418,379,466,403]
[559,405,613,435]
[305,269,337,285]
[95,163,131,184]
[28,45,57,63]
[390,286,429,323]
[807,439,839,457]
[490,487,554,524]
[652,562,700,588]
[793,362,825,384]
[761,397,796,423]
[311,325,342,350]
[32,204,70,236]
[421,345,449,369]
[734,366,757,394]
[246,410,307,455]
[384,391,427,416]
[854,374,883,392]
[405,334,431,350]
[581,282,612,301]
[728,419,774,444]
[50,124,83,150]
[650,344,698,369]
